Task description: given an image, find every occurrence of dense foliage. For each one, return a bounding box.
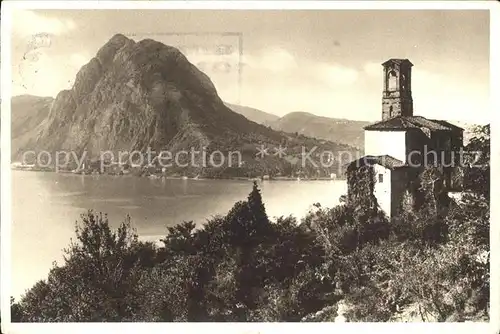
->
[11,183,334,322]
[11,126,490,322]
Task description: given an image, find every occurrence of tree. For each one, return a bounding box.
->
[12,211,154,321]
[247,181,269,226]
[464,124,490,199]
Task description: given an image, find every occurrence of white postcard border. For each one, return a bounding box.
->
[1,1,498,333]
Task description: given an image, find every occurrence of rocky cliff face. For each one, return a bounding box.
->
[12,34,359,178]
[25,34,278,156]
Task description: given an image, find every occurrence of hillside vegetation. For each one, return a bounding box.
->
[266,112,369,150]
[11,125,490,322]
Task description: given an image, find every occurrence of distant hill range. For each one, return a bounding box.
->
[11,95,54,156]
[223,102,280,125]
[224,104,369,149]
[11,34,359,179]
[267,112,370,150]
[225,105,480,149]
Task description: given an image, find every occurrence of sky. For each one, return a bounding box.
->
[11,9,490,123]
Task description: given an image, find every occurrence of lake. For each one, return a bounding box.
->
[11,170,347,299]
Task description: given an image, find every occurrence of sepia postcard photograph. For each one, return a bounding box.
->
[0,1,498,333]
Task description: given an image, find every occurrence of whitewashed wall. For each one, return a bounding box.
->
[365,130,407,162]
[373,164,392,217]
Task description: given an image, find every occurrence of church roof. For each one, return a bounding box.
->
[364,116,464,132]
[382,59,413,67]
[345,155,406,171]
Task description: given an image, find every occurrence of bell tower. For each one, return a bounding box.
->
[382,59,413,120]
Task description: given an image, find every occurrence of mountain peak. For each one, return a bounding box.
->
[11,35,359,178]
[109,33,131,43]
[16,35,249,155]
[96,33,135,70]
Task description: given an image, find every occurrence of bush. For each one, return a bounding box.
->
[12,182,332,322]
[12,122,490,323]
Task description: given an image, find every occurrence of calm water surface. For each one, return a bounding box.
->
[12,170,347,298]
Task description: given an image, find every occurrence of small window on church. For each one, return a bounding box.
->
[378,173,384,183]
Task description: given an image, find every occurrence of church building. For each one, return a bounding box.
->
[346,59,464,218]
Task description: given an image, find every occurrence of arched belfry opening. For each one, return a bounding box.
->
[388,70,397,91]
[381,59,414,120]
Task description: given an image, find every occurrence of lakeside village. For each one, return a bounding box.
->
[11,156,340,181]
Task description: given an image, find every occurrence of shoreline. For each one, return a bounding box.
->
[11,168,345,182]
